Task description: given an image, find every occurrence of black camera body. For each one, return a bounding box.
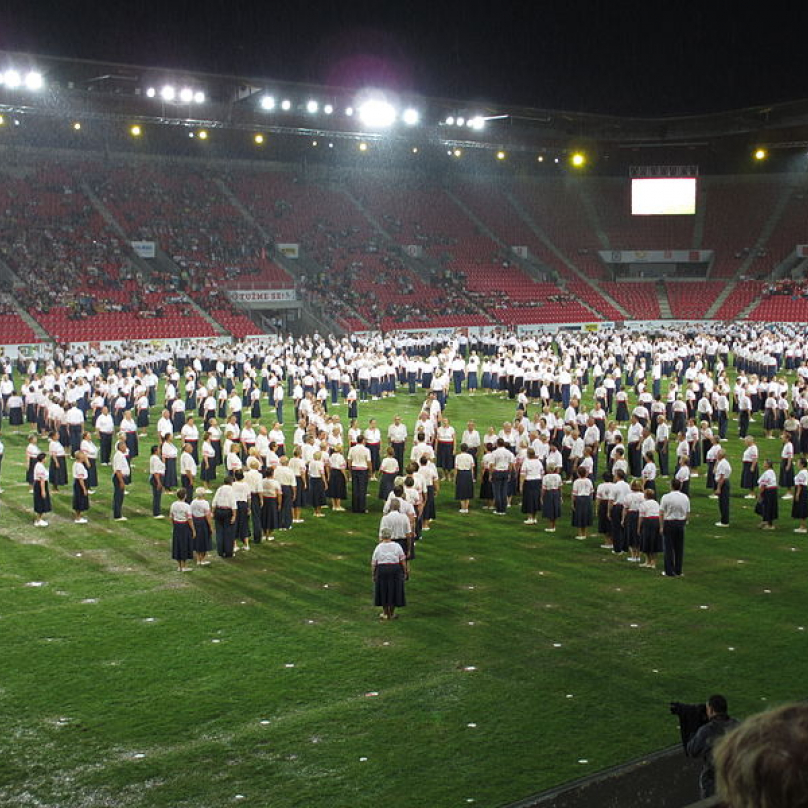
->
[670,701,709,753]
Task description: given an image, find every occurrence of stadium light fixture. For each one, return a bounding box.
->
[324,104,334,114]
[571,152,586,167]
[72,121,81,131]
[496,151,506,160]
[453,148,462,157]
[260,95,275,110]
[469,116,485,130]
[345,106,354,116]
[358,99,397,128]
[0,115,5,126]
[3,70,21,89]
[456,116,465,127]
[179,87,194,103]
[281,99,291,111]
[358,142,368,152]
[402,108,419,126]
[197,129,208,140]
[24,71,43,90]
[254,133,264,144]
[328,142,334,148]
[754,147,767,161]
[161,85,176,101]
[412,147,419,154]
[306,99,319,113]
[445,116,455,125]
[146,87,156,98]
[194,91,205,104]
[130,124,142,137]
[312,139,318,146]
[537,155,544,162]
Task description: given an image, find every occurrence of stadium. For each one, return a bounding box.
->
[1,16,808,808]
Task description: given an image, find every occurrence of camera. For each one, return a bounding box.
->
[670,701,709,753]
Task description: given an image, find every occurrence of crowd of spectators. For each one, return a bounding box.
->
[762,278,808,298]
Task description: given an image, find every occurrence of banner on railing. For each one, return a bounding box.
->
[277,243,299,259]
[601,249,712,263]
[131,240,156,259]
[227,289,297,304]
[512,246,529,258]
[403,244,423,258]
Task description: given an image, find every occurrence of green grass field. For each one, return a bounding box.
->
[0,378,806,808]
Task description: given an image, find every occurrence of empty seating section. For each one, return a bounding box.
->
[592,180,695,250]
[665,281,724,319]
[601,282,661,319]
[747,290,808,322]
[764,184,808,269]
[713,282,765,320]
[564,280,624,322]
[700,179,782,277]
[0,312,39,344]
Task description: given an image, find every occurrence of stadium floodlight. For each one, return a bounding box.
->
[281,99,291,110]
[754,147,767,161]
[453,148,462,157]
[3,70,21,89]
[358,142,368,152]
[130,124,142,137]
[179,87,194,103]
[72,122,81,131]
[358,99,396,128]
[306,99,319,113]
[324,104,334,114]
[312,139,318,146]
[445,116,455,125]
[345,106,354,116]
[194,91,205,104]
[496,151,506,160]
[160,85,176,101]
[260,95,275,110]
[0,115,4,126]
[537,155,544,162]
[197,129,208,140]
[456,116,465,127]
[571,152,586,168]
[254,133,264,144]
[470,116,485,130]
[24,71,43,90]
[146,87,156,98]
[412,147,419,154]
[402,108,419,125]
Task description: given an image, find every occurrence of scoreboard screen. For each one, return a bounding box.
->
[631,177,696,215]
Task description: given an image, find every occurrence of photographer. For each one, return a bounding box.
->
[686,694,739,799]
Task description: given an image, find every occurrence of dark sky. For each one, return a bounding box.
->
[2,0,808,116]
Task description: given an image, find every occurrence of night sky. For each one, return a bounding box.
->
[2,0,808,117]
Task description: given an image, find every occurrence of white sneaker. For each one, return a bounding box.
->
[74,518,88,524]
[782,494,793,500]
[114,516,128,522]
[794,527,808,533]
[744,494,756,499]
[715,522,728,528]
[154,514,165,519]
[35,519,48,527]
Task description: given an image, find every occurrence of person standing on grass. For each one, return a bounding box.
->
[779,431,795,500]
[232,469,251,551]
[190,490,213,566]
[660,478,690,577]
[180,442,196,503]
[71,450,90,524]
[149,444,166,518]
[541,462,562,533]
[372,526,407,621]
[489,437,515,516]
[326,444,347,512]
[348,435,371,514]
[32,452,51,527]
[111,439,130,522]
[596,471,614,549]
[377,446,399,503]
[170,490,195,572]
[454,443,476,514]
[756,459,778,530]
[212,477,237,557]
[638,488,662,569]
[741,435,759,499]
[623,478,645,563]
[714,449,732,528]
[792,457,808,533]
[308,450,327,518]
[571,465,594,539]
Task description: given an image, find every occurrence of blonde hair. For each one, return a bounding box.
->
[715,702,808,808]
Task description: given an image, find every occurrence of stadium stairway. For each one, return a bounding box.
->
[575,183,611,250]
[185,295,229,336]
[704,280,737,319]
[503,189,630,320]
[656,280,673,318]
[81,181,154,280]
[1,291,50,342]
[444,187,558,285]
[709,182,793,280]
[339,187,496,325]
